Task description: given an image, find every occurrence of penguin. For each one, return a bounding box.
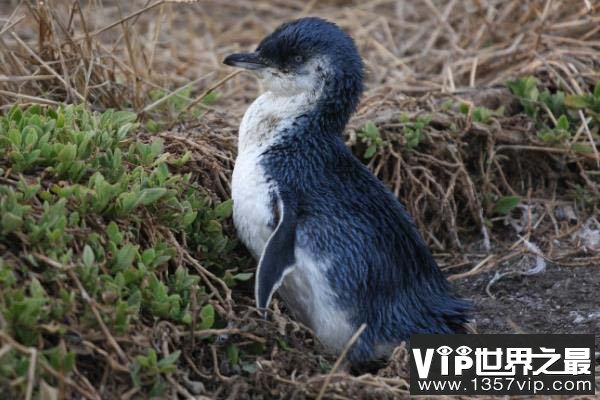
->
[224,17,471,366]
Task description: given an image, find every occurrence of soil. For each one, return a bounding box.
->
[458,264,600,352]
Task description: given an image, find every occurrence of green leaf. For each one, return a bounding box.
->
[149,377,167,397]
[182,211,198,226]
[205,220,222,234]
[141,248,156,267]
[82,245,95,267]
[214,199,233,220]
[157,350,181,372]
[114,244,137,271]
[473,107,492,123]
[0,264,16,286]
[106,222,122,245]
[507,76,540,117]
[8,128,22,147]
[150,139,164,158]
[202,91,220,106]
[23,127,38,148]
[233,272,253,281]
[8,105,22,122]
[114,301,129,334]
[147,348,158,366]
[440,99,454,110]
[112,111,137,125]
[364,121,379,137]
[30,277,47,298]
[116,123,136,140]
[174,151,192,166]
[62,352,76,373]
[138,188,167,206]
[564,95,589,109]
[571,143,593,153]
[135,355,150,369]
[1,212,23,233]
[540,90,565,117]
[120,190,140,213]
[459,103,470,115]
[226,344,239,366]
[493,196,521,215]
[146,120,161,133]
[199,304,215,329]
[276,338,291,351]
[130,363,142,388]
[56,111,65,128]
[57,144,77,164]
[556,114,569,131]
[364,145,377,159]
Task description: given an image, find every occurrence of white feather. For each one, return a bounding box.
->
[232,90,315,257]
[279,249,355,353]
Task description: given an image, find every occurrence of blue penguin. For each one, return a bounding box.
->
[224,17,471,366]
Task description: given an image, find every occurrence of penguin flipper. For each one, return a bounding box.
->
[255,192,297,315]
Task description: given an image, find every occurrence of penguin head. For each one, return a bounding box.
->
[224,17,364,110]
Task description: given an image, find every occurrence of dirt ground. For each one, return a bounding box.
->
[459,264,600,352]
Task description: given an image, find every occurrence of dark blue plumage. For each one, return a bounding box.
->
[225,17,471,366]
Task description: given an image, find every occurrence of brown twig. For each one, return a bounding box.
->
[316,323,367,400]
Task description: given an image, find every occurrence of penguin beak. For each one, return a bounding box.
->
[223,52,267,70]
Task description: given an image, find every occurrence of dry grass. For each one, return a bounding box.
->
[0,0,599,398]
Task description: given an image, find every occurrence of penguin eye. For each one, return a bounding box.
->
[293,55,303,64]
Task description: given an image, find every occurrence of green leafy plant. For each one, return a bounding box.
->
[458,103,501,124]
[540,89,566,118]
[358,121,384,158]
[538,114,571,144]
[507,77,599,149]
[131,349,181,396]
[564,82,600,122]
[0,104,238,397]
[3,278,49,345]
[472,106,493,123]
[399,113,432,151]
[507,76,540,118]
[227,344,240,366]
[493,195,521,216]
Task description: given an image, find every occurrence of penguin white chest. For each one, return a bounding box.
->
[232,92,310,257]
[232,90,354,353]
[231,146,273,258]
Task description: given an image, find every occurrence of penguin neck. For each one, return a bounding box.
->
[305,74,362,136]
[238,75,361,153]
[237,90,318,152]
